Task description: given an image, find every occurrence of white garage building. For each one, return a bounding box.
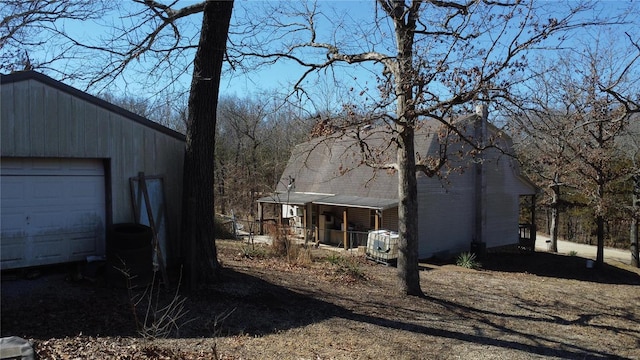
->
[1,71,185,270]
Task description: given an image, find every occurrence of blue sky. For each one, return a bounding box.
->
[46,1,380,103]
[15,0,639,117]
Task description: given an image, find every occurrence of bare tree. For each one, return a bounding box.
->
[6,0,637,290]
[215,95,313,216]
[510,31,640,266]
[508,55,591,253]
[96,92,187,133]
[604,33,640,268]
[0,0,111,74]
[564,36,638,268]
[231,1,629,295]
[216,96,274,216]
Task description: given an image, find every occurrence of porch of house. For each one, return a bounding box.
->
[256,192,398,250]
[517,193,537,252]
[256,192,538,253]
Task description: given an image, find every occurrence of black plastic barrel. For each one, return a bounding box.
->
[106,223,153,287]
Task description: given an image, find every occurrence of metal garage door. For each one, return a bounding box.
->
[1,158,106,270]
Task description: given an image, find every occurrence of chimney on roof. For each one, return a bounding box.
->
[475,104,488,121]
[473,104,487,246]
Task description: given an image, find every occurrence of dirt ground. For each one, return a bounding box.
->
[2,240,639,360]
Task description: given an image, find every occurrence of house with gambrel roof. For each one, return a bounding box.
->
[258,106,538,259]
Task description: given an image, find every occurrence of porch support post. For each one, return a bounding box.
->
[343,208,348,250]
[375,209,380,231]
[312,204,318,243]
[304,202,313,243]
[277,203,282,226]
[303,204,308,241]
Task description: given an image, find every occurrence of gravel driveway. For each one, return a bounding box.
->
[535,233,633,264]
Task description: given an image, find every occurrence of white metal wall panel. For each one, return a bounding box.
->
[1,73,186,267]
[1,158,106,270]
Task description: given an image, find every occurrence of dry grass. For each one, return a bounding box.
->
[2,239,639,359]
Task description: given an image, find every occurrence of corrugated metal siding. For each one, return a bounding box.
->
[1,75,185,260]
[0,83,13,155]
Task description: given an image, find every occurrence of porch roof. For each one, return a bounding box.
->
[257,192,332,206]
[257,192,397,210]
[313,195,397,210]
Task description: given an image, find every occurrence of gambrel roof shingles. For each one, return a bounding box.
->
[275,114,479,202]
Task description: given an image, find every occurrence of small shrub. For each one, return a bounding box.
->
[205,307,236,337]
[268,225,301,263]
[117,264,193,339]
[326,253,342,265]
[337,258,365,279]
[326,254,366,280]
[568,250,578,257]
[240,245,267,259]
[295,246,314,266]
[456,252,482,269]
[268,225,288,255]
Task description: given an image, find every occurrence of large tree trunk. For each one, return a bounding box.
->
[396,125,422,296]
[183,0,234,287]
[387,0,422,297]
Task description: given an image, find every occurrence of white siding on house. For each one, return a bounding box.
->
[413,129,537,259]
[482,147,535,248]
[416,168,475,259]
[484,192,519,247]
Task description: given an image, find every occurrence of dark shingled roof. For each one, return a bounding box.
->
[266,115,479,208]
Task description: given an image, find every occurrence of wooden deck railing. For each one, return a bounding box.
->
[518,223,536,252]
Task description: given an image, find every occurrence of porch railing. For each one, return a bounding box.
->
[323,229,369,249]
[518,223,536,252]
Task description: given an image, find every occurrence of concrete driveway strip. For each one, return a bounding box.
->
[535,233,632,265]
